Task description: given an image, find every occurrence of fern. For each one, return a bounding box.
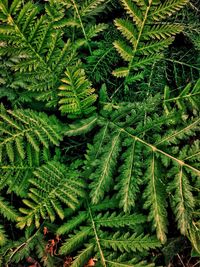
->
[113,0,188,83]
[0,196,19,222]
[58,198,158,267]
[17,161,85,229]
[0,225,7,247]
[168,165,195,235]
[164,78,200,113]
[65,95,200,247]
[58,63,97,116]
[0,104,63,162]
[0,0,199,265]
[0,146,51,197]
[0,1,74,101]
[143,152,168,244]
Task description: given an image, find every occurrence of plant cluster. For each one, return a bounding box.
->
[0,0,200,266]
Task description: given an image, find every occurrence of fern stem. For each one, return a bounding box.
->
[155,118,200,146]
[71,0,92,55]
[164,92,200,102]
[7,226,42,263]
[87,202,107,267]
[179,166,184,211]
[164,58,200,71]
[90,47,114,76]
[108,124,200,175]
[184,151,200,161]
[135,135,200,175]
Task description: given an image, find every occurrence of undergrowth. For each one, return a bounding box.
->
[0,0,199,266]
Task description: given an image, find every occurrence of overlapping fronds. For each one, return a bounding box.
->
[0,0,199,265]
[0,104,63,162]
[164,78,200,113]
[58,197,158,266]
[113,0,188,83]
[17,161,86,229]
[0,0,75,101]
[65,95,200,248]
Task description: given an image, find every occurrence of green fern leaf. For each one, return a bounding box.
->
[0,196,19,222]
[0,225,7,247]
[58,63,97,117]
[167,165,195,235]
[89,130,121,204]
[0,105,63,162]
[149,0,189,21]
[113,0,188,82]
[95,212,146,227]
[115,138,142,213]
[100,232,161,252]
[60,227,92,255]
[120,0,143,27]
[143,153,168,244]
[17,161,85,229]
[71,244,94,267]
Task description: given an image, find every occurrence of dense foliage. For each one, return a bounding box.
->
[0,0,200,266]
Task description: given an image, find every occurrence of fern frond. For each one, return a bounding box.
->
[89,129,121,204]
[58,63,97,117]
[0,105,63,162]
[80,0,107,17]
[113,40,133,62]
[142,24,184,40]
[100,232,160,252]
[60,227,92,255]
[105,258,155,267]
[71,244,94,267]
[57,211,88,235]
[58,198,157,266]
[164,79,200,113]
[149,0,189,21]
[155,117,200,146]
[0,1,76,105]
[115,138,142,213]
[66,115,98,136]
[17,161,85,229]
[0,146,51,196]
[72,97,199,251]
[120,0,143,27]
[114,19,137,47]
[167,165,195,235]
[0,225,7,247]
[0,196,19,222]
[95,212,146,227]
[143,153,168,244]
[113,0,188,82]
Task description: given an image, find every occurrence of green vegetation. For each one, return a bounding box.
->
[0,0,199,266]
